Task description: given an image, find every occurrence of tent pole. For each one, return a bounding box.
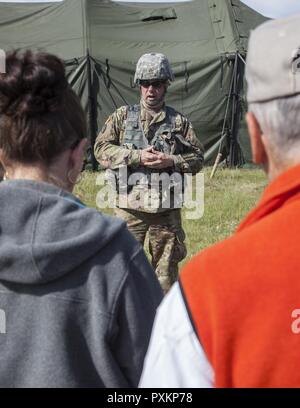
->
[86,49,98,170]
[228,52,245,167]
[229,53,237,167]
[236,53,245,166]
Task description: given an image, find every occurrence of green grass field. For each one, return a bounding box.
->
[75,167,267,267]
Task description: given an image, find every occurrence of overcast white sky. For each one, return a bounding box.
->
[242,0,300,18]
[1,0,300,19]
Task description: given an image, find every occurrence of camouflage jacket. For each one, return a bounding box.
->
[94,103,204,174]
[94,103,204,213]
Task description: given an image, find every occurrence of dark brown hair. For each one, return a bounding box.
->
[0,50,87,164]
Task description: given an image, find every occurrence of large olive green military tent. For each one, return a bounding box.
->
[0,0,267,167]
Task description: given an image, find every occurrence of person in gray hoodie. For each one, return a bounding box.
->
[0,50,163,388]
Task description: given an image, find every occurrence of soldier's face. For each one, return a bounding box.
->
[140,80,167,107]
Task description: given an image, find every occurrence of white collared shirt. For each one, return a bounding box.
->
[139,282,214,388]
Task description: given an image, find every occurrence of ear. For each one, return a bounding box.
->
[69,138,88,172]
[246,112,267,165]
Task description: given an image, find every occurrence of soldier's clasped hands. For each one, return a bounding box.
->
[140,146,174,169]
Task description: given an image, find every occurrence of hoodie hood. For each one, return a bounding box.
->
[0,180,125,285]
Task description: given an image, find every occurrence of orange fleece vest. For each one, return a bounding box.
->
[180,164,300,388]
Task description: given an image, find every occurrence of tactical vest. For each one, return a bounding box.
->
[123,104,177,153]
[111,104,188,203]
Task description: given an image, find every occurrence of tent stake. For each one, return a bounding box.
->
[210,153,223,179]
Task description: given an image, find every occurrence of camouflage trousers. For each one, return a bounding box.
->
[114,208,187,293]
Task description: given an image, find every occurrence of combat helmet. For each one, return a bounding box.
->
[134,53,175,84]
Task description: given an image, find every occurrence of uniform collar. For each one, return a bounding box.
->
[140,100,166,124]
[237,163,300,233]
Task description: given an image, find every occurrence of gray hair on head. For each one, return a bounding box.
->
[249,94,300,160]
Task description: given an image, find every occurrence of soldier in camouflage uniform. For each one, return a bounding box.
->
[94,53,204,292]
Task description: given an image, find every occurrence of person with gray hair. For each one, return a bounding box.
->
[139,13,300,388]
